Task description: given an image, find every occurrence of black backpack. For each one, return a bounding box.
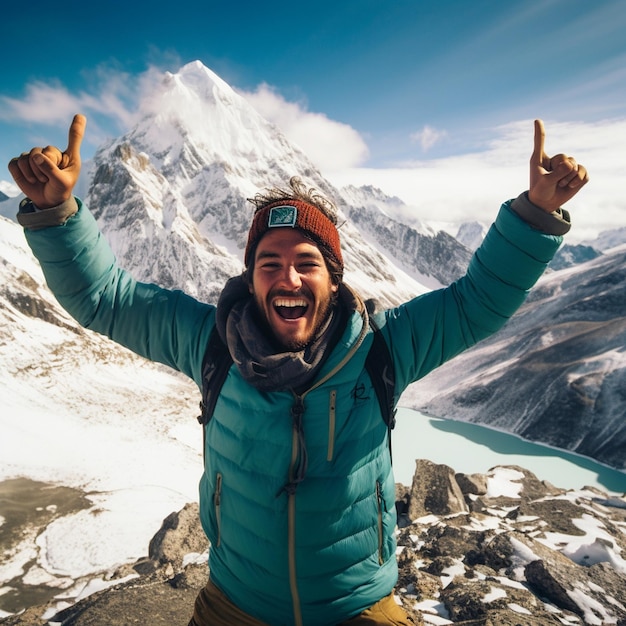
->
[197,319,397,460]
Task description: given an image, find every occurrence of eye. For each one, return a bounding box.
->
[259,261,280,271]
[298,260,322,271]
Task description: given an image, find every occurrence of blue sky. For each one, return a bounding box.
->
[2,0,625,239]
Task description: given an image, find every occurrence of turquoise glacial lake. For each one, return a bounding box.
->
[392,408,626,495]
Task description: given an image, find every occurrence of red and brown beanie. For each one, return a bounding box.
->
[244,200,343,270]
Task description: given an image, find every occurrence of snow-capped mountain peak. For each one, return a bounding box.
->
[86,62,437,306]
[122,60,311,191]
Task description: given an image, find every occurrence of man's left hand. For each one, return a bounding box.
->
[529,119,589,213]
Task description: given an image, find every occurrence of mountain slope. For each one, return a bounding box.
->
[339,184,472,288]
[403,245,626,470]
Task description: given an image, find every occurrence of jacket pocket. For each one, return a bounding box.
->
[376,480,388,565]
[214,472,223,548]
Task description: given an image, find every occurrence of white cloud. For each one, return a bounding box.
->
[0,81,82,125]
[327,118,626,243]
[240,83,369,173]
[410,125,447,152]
[0,67,147,155]
[0,66,144,129]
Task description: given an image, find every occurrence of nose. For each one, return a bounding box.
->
[282,264,302,289]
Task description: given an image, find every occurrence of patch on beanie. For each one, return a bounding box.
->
[268,205,298,228]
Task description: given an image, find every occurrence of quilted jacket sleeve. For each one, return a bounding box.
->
[385,199,565,392]
[22,198,214,387]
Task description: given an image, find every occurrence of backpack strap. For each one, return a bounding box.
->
[365,317,397,462]
[197,316,397,459]
[197,325,232,426]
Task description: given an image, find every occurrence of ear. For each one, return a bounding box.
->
[242,268,254,294]
[331,282,339,293]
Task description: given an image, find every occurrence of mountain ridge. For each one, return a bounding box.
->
[403,245,626,470]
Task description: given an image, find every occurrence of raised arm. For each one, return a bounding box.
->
[389,119,590,390]
[8,114,213,386]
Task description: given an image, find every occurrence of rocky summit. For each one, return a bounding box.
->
[3,462,625,626]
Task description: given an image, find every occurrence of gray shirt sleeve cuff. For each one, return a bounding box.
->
[17,197,79,230]
[510,191,571,236]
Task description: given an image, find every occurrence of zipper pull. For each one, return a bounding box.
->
[376,481,388,512]
[214,473,222,506]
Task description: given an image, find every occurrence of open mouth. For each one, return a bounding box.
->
[273,297,308,320]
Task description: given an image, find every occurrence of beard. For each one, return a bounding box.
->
[253,288,337,353]
[282,296,335,352]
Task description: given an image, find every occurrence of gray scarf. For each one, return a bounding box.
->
[215,276,348,392]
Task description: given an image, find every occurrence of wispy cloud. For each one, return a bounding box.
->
[0,81,84,125]
[0,66,148,155]
[0,63,146,127]
[410,125,447,152]
[240,83,369,172]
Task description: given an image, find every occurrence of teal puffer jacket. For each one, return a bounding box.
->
[24,198,562,625]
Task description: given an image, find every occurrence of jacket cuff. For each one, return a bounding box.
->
[17,197,79,230]
[510,191,571,236]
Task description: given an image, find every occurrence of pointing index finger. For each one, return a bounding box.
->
[531,119,546,166]
[65,114,86,159]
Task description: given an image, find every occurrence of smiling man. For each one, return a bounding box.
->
[245,200,341,352]
[9,115,588,625]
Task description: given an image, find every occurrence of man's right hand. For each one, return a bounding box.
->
[7,114,86,210]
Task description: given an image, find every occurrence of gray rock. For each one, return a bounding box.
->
[408,459,469,519]
[455,471,488,497]
[395,464,626,624]
[148,502,207,569]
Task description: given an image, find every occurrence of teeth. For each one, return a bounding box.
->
[274,298,307,308]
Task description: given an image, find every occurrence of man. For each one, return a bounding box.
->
[9,115,588,625]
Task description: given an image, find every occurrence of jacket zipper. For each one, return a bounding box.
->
[214,472,223,548]
[376,480,387,565]
[287,309,372,626]
[288,480,302,625]
[327,389,337,461]
[287,397,304,626]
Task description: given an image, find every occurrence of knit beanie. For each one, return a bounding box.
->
[244,200,343,270]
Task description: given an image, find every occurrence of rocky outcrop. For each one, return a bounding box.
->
[3,463,625,625]
[394,461,626,625]
[0,503,209,626]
